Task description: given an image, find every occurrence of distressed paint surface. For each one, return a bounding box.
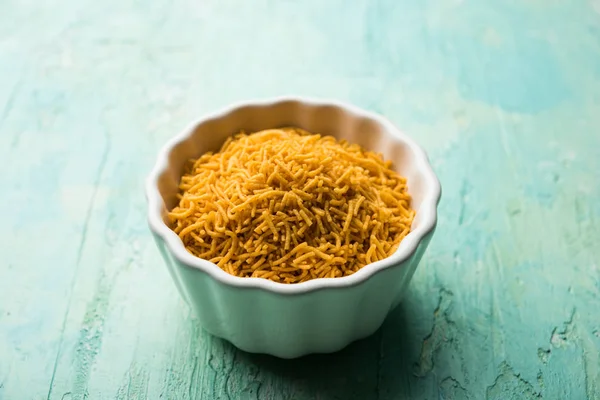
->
[1,0,599,399]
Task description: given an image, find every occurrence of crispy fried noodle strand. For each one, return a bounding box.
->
[169,127,415,284]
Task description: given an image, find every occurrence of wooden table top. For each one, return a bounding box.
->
[1,0,599,399]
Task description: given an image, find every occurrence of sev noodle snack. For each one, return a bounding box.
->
[169,127,415,284]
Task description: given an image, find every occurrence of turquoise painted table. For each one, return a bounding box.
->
[1,0,599,399]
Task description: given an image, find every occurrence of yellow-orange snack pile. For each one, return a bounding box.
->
[169,127,415,283]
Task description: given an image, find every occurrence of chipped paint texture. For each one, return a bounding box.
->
[1,0,599,399]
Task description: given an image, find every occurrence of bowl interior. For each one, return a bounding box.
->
[157,100,430,235]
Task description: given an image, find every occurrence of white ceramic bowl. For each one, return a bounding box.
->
[146,97,441,358]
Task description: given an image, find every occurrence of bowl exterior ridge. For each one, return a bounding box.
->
[146,97,441,357]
